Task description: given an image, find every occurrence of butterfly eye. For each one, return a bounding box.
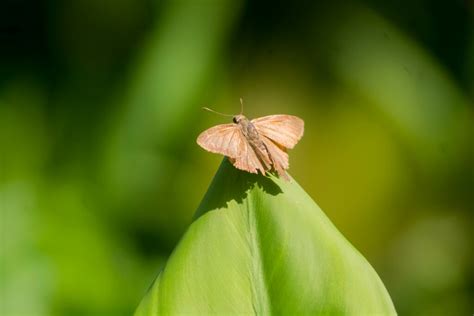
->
[232,117,238,124]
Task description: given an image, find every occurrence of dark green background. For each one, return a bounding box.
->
[1,0,472,315]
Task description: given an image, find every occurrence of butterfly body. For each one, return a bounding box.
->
[197,113,304,181]
[234,115,272,169]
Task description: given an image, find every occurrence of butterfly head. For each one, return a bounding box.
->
[232,114,246,124]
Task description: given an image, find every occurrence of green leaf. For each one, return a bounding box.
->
[135,158,396,315]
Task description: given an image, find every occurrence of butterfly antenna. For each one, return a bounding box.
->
[239,98,244,114]
[202,107,234,117]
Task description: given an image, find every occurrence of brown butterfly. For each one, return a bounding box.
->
[197,99,304,180]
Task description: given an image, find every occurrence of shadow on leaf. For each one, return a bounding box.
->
[193,158,282,219]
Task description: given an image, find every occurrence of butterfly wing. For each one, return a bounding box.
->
[197,123,242,158]
[197,123,266,174]
[251,115,304,149]
[230,140,267,175]
[261,135,290,180]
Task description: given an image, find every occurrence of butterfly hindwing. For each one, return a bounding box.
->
[231,140,266,175]
[261,136,290,180]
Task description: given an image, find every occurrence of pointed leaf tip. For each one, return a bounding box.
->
[135,158,396,315]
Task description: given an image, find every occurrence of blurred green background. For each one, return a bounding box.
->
[0,0,472,315]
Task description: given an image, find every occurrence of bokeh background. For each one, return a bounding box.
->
[1,0,473,315]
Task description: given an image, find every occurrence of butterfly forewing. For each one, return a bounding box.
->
[196,124,243,159]
[196,123,266,174]
[251,115,304,149]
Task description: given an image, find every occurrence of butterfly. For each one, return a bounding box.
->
[197,100,304,180]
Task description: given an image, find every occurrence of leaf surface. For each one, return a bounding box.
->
[135,158,396,315]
